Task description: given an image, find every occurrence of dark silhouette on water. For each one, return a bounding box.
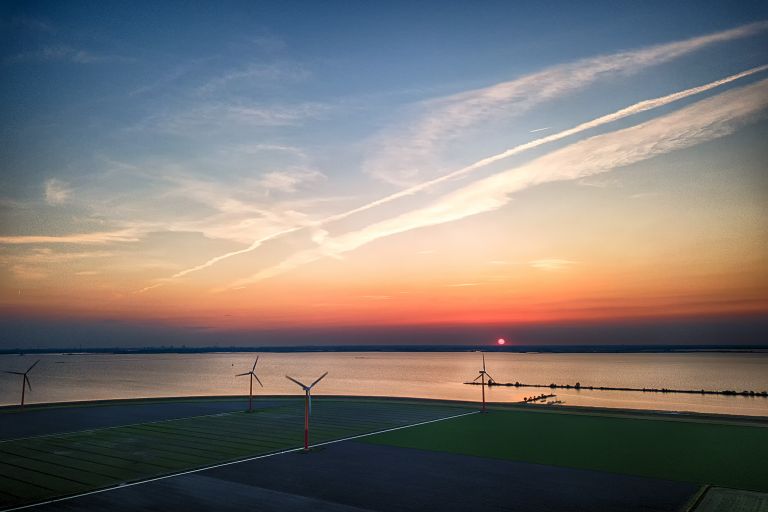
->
[523,393,556,403]
[466,380,768,397]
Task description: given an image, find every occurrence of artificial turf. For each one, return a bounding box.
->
[363,408,768,493]
[0,399,471,510]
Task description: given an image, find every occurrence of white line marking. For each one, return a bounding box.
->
[2,410,479,511]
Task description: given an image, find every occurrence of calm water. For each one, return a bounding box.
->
[1,352,767,416]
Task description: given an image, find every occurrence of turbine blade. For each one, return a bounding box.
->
[27,360,40,373]
[5,371,24,375]
[473,373,482,382]
[285,375,308,388]
[25,375,31,391]
[482,353,486,372]
[486,373,496,382]
[309,371,328,388]
[236,372,250,377]
[308,392,312,415]
[254,374,263,387]
[252,356,258,372]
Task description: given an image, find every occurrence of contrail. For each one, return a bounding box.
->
[138,64,767,292]
[136,227,302,293]
[221,77,768,291]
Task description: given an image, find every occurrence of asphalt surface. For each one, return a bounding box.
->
[27,441,699,512]
[694,487,768,512]
[0,399,273,440]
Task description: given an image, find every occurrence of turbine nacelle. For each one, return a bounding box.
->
[286,372,328,415]
[236,356,264,386]
[472,353,496,383]
[468,352,496,412]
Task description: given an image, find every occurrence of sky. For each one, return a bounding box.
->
[1,1,767,348]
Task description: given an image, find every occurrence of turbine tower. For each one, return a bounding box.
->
[4,360,40,408]
[236,357,263,412]
[472,353,495,412]
[285,372,328,451]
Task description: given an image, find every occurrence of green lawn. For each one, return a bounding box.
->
[364,409,768,492]
[0,399,470,509]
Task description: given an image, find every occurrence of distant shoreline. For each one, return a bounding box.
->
[1,344,767,355]
[2,394,767,425]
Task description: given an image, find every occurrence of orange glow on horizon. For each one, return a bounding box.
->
[2,186,766,333]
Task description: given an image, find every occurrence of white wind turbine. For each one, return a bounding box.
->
[472,353,496,412]
[4,360,40,408]
[285,372,328,451]
[236,357,263,412]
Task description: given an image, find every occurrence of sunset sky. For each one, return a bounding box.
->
[1,1,767,347]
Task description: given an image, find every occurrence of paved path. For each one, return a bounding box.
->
[26,442,698,512]
[694,487,768,512]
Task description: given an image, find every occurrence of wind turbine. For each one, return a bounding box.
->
[5,360,40,408]
[472,353,496,412]
[285,372,328,451]
[236,357,263,412]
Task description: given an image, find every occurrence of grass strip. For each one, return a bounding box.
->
[365,409,768,492]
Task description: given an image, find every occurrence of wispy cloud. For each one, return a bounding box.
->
[256,168,326,193]
[529,127,551,133]
[143,64,767,292]
[10,16,54,33]
[223,78,768,289]
[2,248,113,281]
[21,248,114,263]
[629,192,661,200]
[9,264,48,280]
[0,229,140,245]
[44,178,72,205]
[364,21,768,186]
[148,171,327,242]
[144,101,330,133]
[577,176,623,188]
[196,62,310,95]
[228,143,308,157]
[529,259,576,271]
[6,45,129,65]
[246,34,287,53]
[128,58,216,96]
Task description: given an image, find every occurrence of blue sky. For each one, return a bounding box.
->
[1,1,767,347]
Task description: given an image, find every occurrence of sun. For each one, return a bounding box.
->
[497,338,506,345]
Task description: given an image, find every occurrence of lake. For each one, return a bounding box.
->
[1,352,767,416]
